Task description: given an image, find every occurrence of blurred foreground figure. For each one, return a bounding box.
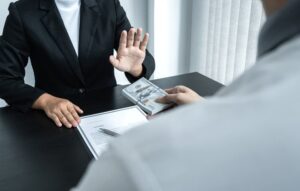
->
[74,0,300,190]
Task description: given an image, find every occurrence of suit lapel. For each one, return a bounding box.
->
[40,0,85,85]
[78,0,102,63]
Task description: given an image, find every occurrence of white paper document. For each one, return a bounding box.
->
[77,106,148,159]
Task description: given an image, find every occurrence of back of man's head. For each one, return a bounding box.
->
[258,0,300,57]
[261,0,288,16]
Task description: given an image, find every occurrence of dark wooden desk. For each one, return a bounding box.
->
[0,73,223,191]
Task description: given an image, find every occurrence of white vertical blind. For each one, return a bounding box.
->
[189,0,265,84]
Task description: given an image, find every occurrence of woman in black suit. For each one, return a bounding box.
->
[0,0,155,128]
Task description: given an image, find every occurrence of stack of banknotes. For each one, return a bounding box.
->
[122,78,173,115]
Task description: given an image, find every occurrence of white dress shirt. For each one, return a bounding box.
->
[73,34,300,191]
[73,0,300,189]
[55,0,81,56]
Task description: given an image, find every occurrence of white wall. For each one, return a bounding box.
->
[0,1,12,32]
[0,0,15,107]
[116,0,150,84]
[152,0,193,78]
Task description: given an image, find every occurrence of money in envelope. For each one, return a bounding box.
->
[122,78,173,115]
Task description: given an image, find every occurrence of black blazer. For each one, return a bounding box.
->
[0,0,155,112]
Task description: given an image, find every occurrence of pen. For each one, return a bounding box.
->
[99,128,120,137]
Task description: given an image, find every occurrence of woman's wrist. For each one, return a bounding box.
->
[32,93,52,110]
[129,64,143,77]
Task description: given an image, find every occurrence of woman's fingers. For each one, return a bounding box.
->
[61,107,78,127]
[134,28,142,47]
[140,33,149,51]
[119,28,149,51]
[119,31,127,50]
[55,110,73,128]
[127,28,136,47]
[74,105,84,114]
[109,55,120,69]
[68,105,81,124]
[61,117,73,128]
[48,113,62,127]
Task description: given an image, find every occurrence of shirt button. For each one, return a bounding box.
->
[79,88,85,94]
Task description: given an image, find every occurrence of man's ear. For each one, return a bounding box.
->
[261,0,288,16]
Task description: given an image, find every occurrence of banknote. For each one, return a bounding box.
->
[122,78,173,115]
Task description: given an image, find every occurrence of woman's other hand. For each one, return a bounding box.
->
[33,94,83,128]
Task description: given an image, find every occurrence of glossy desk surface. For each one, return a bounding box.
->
[0,73,223,191]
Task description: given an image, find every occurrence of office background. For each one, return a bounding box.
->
[0,0,265,107]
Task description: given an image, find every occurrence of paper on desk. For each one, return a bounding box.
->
[77,106,148,159]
